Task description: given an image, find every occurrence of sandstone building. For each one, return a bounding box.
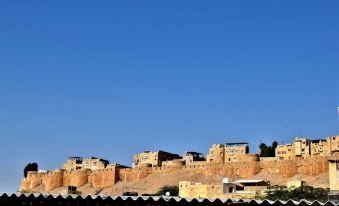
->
[132,150,181,168]
[207,142,258,163]
[162,151,205,168]
[182,151,205,166]
[275,143,295,160]
[276,136,339,160]
[179,179,269,199]
[63,157,109,171]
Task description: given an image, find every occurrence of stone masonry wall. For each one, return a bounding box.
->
[63,169,90,188]
[19,156,330,192]
[45,170,64,192]
[89,168,118,188]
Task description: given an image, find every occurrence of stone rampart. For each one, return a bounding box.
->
[45,170,64,192]
[20,171,48,191]
[63,169,90,188]
[19,156,331,192]
[298,156,329,176]
[89,168,118,188]
[119,166,152,182]
[259,156,329,178]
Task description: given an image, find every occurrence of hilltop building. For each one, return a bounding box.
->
[207,142,258,163]
[132,150,181,168]
[182,151,205,166]
[161,151,205,167]
[276,136,339,160]
[63,157,109,171]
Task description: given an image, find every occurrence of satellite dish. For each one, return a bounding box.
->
[165,192,170,197]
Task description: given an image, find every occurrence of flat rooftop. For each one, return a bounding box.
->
[225,142,248,146]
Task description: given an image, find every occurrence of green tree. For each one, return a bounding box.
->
[23,163,38,178]
[263,185,328,202]
[156,185,179,196]
[259,143,268,156]
[259,141,278,157]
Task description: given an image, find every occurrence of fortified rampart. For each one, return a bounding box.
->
[89,168,119,188]
[20,136,338,193]
[20,155,330,192]
[259,156,330,177]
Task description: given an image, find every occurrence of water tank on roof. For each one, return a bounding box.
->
[223,177,229,183]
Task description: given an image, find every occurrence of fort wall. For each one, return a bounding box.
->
[259,156,329,178]
[89,168,118,188]
[20,171,48,191]
[19,156,331,192]
[62,169,90,188]
[45,170,64,192]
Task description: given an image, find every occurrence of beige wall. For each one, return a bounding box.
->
[178,181,262,199]
[179,181,221,198]
[329,160,339,191]
[287,180,304,188]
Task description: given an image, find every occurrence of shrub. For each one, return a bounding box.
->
[262,184,329,202]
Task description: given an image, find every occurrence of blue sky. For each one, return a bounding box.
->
[0,0,338,192]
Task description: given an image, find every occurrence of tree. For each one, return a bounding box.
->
[259,141,278,157]
[272,141,278,149]
[24,163,38,178]
[263,185,329,202]
[156,185,179,196]
[259,143,268,156]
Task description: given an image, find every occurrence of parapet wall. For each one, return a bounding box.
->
[19,156,330,192]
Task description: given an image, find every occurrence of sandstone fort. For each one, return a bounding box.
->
[20,135,339,198]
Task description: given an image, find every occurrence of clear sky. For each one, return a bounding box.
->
[0,0,338,192]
